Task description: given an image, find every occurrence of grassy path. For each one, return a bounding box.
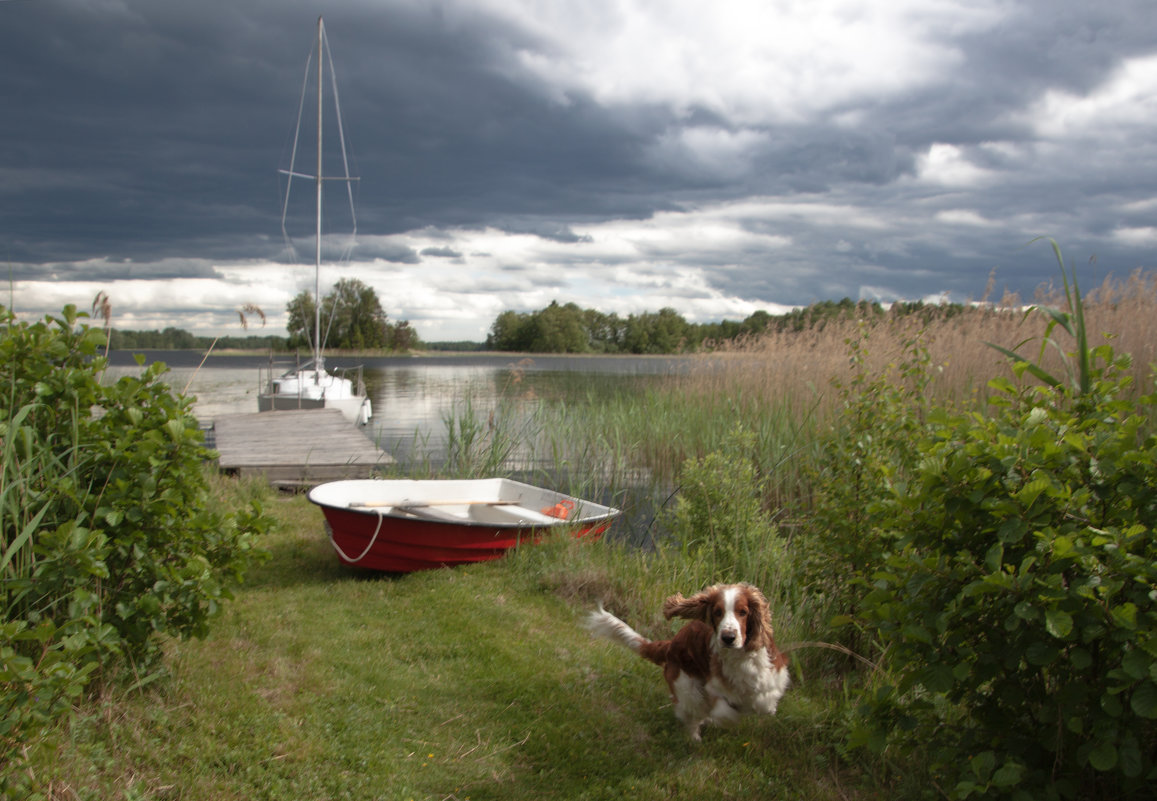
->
[43,493,864,800]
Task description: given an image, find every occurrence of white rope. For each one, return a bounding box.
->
[328,509,386,564]
[280,52,313,259]
[322,28,358,243]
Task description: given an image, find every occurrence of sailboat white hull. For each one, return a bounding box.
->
[258,364,372,426]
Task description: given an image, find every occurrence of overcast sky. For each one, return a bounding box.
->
[3,0,1156,342]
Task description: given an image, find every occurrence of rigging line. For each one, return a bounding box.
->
[322,297,339,353]
[280,50,315,262]
[321,27,358,242]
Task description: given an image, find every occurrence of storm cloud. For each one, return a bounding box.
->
[2,0,1155,340]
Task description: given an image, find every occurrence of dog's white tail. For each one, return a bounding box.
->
[584,606,648,652]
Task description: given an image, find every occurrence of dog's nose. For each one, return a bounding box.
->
[721,630,737,647]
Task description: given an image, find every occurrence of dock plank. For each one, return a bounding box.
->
[212,408,393,487]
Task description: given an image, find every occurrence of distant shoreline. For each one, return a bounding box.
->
[103,349,694,373]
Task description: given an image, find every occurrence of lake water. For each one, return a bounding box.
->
[104,350,688,469]
[105,350,689,545]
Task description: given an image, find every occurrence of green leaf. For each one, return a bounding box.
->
[991,761,1025,788]
[1045,609,1073,639]
[1111,603,1138,630]
[970,750,996,781]
[1101,692,1124,718]
[984,542,1004,573]
[1051,535,1076,559]
[164,418,186,442]
[920,664,954,693]
[1013,601,1039,622]
[1122,649,1150,681]
[1119,733,1144,778]
[902,624,934,645]
[0,503,50,573]
[1026,641,1059,665]
[1070,647,1092,671]
[984,342,1061,389]
[1015,476,1050,508]
[997,518,1027,544]
[1130,681,1157,719]
[1088,740,1118,772]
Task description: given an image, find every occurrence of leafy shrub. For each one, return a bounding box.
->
[854,358,1156,797]
[1,305,269,792]
[848,248,1157,798]
[668,426,786,592]
[801,322,938,648]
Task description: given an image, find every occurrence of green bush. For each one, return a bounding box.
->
[802,323,937,649]
[1,304,269,793]
[853,358,1156,798]
[668,425,787,593]
[847,249,1157,798]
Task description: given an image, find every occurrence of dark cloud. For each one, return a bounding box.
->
[420,246,463,258]
[7,256,222,282]
[2,0,1156,340]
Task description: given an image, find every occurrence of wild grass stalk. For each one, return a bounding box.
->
[0,404,49,590]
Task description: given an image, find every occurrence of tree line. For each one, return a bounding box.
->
[105,282,970,354]
[484,297,970,353]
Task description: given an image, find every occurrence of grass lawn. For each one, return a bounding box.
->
[40,492,868,801]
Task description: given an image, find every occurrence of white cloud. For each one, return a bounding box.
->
[10,275,297,335]
[1119,197,1157,214]
[935,209,994,226]
[914,144,994,187]
[1112,226,1157,247]
[481,0,1002,124]
[646,126,769,179]
[1028,54,1157,140]
[703,196,894,231]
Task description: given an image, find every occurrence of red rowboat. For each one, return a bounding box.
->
[307,478,621,572]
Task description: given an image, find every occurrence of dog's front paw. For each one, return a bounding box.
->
[708,697,743,726]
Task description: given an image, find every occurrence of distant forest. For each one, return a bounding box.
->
[484,298,971,354]
[105,297,969,354]
[107,328,287,352]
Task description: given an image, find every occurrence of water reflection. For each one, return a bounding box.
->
[366,364,505,461]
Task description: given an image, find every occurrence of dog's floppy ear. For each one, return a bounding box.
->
[663,588,714,622]
[743,584,773,649]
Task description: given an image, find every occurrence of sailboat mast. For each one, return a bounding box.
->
[314,16,325,369]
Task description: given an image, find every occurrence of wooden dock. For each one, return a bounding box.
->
[211,408,394,488]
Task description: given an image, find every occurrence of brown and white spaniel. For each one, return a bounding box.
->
[585,583,790,740]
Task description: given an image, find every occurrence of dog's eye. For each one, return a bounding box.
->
[737,609,747,617]
[712,608,723,619]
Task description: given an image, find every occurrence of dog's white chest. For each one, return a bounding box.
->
[711,647,790,715]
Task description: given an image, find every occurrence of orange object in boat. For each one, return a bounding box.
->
[542,499,575,519]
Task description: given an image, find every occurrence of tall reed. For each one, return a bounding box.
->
[1,403,74,616]
[680,269,1155,421]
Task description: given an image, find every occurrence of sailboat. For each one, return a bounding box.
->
[258,16,373,427]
